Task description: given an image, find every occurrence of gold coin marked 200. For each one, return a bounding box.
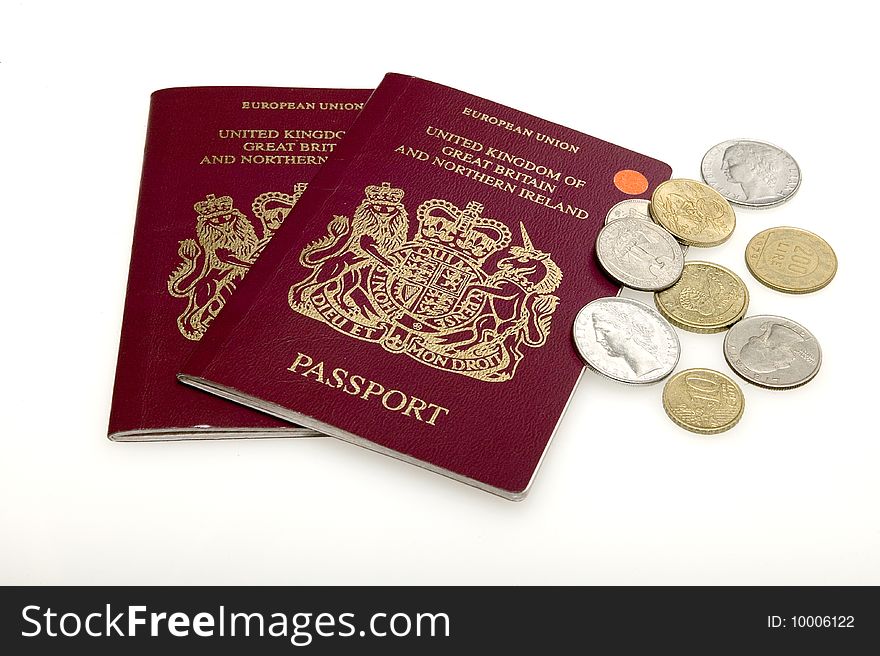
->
[745,226,837,294]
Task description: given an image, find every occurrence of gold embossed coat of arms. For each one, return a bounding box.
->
[168,184,307,340]
[288,182,563,382]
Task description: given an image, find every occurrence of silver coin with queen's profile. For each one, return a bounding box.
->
[573,297,680,385]
[596,217,684,291]
[723,315,821,389]
[701,139,801,208]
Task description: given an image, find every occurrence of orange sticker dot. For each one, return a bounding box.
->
[614,169,649,195]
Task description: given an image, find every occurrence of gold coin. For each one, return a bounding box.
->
[654,261,749,333]
[745,226,837,294]
[662,368,744,435]
[650,179,736,247]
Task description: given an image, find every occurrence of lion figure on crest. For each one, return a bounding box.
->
[289,182,409,317]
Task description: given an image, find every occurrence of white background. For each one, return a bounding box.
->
[1,0,877,585]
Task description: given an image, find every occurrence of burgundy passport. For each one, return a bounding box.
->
[109,86,371,440]
[180,74,671,497]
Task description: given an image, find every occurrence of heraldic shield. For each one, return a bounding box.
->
[288,182,563,382]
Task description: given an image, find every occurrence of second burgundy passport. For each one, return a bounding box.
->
[109,86,371,440]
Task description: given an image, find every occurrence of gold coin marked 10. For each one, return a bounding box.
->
[745,226,837,294]
[662,368,745,435]
[654,261,749,334]
[650,179,736,247]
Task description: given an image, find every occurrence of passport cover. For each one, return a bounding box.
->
[109,86,371,440]
[179,74,671,497]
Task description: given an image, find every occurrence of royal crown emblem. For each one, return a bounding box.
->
[193,193,234,218]
[365,181,405,204]
[289,182,563,382]
[417,199,511,263]
[168,183,307,340]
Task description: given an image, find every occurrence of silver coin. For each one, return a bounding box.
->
[723,315,821,389]
[573,297,680,385]
[701,139,801,208]
[605,198,652,224]
[605,199,688,255]
[596,217,684,291]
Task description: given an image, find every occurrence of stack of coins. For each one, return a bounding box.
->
[574,139,836,435]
